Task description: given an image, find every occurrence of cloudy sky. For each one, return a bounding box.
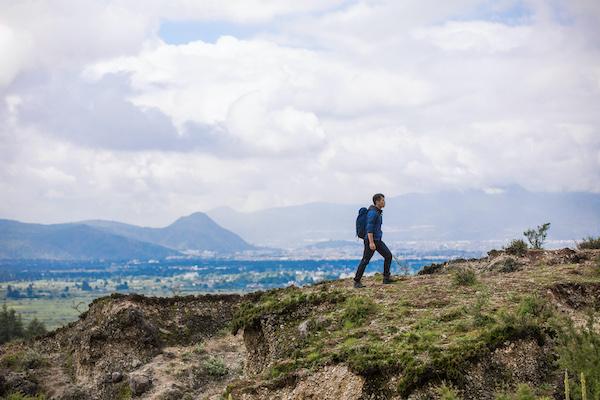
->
[1,0,599,226]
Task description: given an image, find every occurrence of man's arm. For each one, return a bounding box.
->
[367,232,375,245]
[366,210,376,248]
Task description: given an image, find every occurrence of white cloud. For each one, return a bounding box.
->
[413,21,532,53]
[0,0,599,225]
[0,23,33,87]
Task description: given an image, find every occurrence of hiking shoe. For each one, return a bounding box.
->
[382,277,397,284]
[353,280,366,288]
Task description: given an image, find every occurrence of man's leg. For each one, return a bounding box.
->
[375,240,393,280]
[354,238,375,283]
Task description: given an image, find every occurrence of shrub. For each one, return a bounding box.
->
[471,289,494,327]
[452,267,477,286]
[436,382,461,399]
[516,294,553,326]
[202,356,228,377]
[523,223,551,250]
[25,318,47,339]
[504,239,528,256]
[557,311,600,400]
[577,236,600,250]
[0,349,48,371]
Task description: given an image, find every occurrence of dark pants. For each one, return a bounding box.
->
[354,237,392,282]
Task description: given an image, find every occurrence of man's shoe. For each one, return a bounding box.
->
[353,280,366,288]
[382,277,397,284]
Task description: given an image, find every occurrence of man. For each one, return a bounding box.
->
[353,193,395,288]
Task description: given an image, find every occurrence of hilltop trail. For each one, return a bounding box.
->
[1,249,599,399]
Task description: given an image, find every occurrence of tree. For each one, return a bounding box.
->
[0,303,25,344]
[6,285,21,299]
[524,222,551,249]
[25,318,47,339]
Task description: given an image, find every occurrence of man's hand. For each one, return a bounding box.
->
[368,232,376,250]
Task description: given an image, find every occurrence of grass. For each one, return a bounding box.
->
[556,311,600,400]
[0,349,48,372]
[256,280,561,397]
[229,287,346,335]
[340,296,377,329]
[228,253,600,398]
[452,267,477,286]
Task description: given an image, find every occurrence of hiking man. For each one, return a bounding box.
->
[353,193,395,288]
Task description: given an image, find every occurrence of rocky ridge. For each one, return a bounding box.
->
[0,249,599,399]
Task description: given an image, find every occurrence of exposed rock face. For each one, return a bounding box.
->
[549,281,600,310]
[234,365,364,400]
[1,249,599,399]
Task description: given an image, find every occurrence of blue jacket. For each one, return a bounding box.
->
[366,205,383,241]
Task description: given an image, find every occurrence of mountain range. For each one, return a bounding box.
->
[1,186,598,260]
[206,186,600,249]
[0,212,255,260]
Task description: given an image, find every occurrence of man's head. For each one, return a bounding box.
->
[373,193,385,209]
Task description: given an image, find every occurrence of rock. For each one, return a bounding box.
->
[130,358,142,368]
[111,371,123,383]
[3,372,38,396]
[298,319,310,338]
[129,373,152,396]
[158,387,183,400]
[56,385,88,400]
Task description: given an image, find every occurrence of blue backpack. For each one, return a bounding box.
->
[356,207,368,238]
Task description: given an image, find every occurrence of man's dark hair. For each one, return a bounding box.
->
[373,193,385,205]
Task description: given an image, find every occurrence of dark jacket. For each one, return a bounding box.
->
[366,205,383,241]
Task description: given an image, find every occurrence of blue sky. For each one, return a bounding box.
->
[159,19,263,44]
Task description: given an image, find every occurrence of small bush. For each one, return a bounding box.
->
[577,236,600,250]
[436,382,461,399]
[495,257,521,273]
[472,289,494,327]
[202,356,228,377]
[523,223,551,250]
[517,294,551,321]
[452,267,477,286]
[192,342,205,354]
[557,311,600,400]
[504,239,528,256]
[0,349,48,371]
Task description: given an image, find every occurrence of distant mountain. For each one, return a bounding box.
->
[80,211,255,254]
[207,187,600,249]
[0,219,180,260]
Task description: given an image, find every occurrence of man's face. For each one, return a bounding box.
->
[376,197,385,208]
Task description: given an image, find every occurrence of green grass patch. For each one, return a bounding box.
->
[0,349,48,372]
[229,287,346,334]
[340,296,377,329]
[452,267,477,286]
